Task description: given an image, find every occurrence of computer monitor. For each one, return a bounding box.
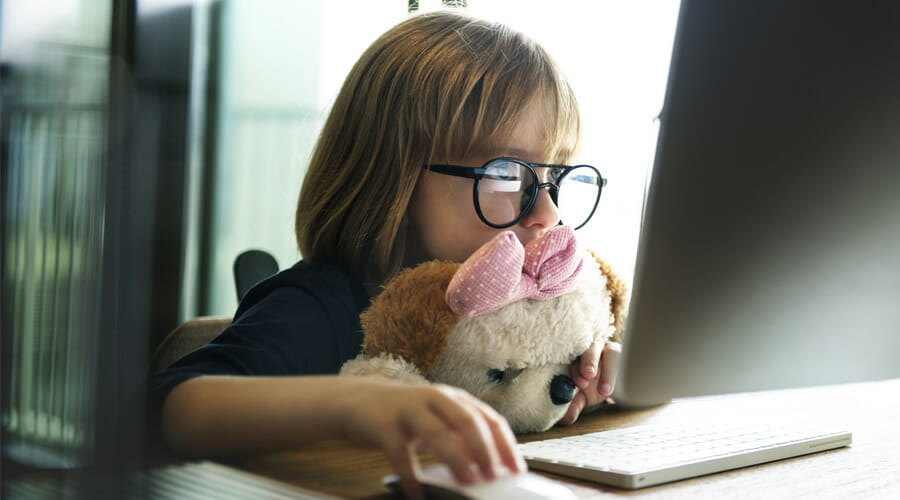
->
[613,0,900,407]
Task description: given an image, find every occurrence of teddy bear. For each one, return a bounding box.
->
[340,225,627,433]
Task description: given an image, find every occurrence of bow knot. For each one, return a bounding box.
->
[445,225,583,317]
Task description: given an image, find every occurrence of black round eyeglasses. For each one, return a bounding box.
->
[423,157,606,230]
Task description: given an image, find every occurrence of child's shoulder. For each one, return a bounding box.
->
[234,260,368,318]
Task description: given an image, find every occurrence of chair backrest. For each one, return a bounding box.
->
[233,249,279,301]
[150,250,278,373]
[148,316,232,373]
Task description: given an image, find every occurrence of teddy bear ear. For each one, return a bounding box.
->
[340,353,430,385]
[588,250,629,343]
[360,261,461,375]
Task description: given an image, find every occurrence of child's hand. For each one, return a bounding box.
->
[557,340,621,426]
[339,380,526,500]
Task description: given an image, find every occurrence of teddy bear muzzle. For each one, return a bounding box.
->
[549,374,577,405]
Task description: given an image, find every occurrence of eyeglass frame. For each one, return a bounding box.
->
[423,156,607,230]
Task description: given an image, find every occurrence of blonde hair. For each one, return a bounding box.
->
[295,10,581,284]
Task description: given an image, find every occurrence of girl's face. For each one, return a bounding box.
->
[407,104,564,264]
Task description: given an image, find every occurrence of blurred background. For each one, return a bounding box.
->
[1,0,678,474]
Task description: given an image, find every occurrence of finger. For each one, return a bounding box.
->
[557,392,585,426]
[578,341,602,384]
[569,360,585,389]
[468,397,527,474]
[598,342,622,397]
[382,433,423,500]
[429,388,501,480]
[404,405,479,484]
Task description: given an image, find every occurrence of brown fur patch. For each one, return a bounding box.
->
[360,261,461,374]
[588,250,629,343]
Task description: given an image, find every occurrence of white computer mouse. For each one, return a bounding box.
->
[384,464,577,500]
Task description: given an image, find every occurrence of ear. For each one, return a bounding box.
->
[588,250,629,343]
[360,261,461,375]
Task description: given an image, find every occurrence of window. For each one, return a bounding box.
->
[189,1,679,317]
[2,0,113,466]
[189,0,407,317]
[465,1,680,290]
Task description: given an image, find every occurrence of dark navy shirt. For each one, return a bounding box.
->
[146,260,370,423]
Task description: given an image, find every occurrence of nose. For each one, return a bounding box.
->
[549,374,577,405]
[519,187,560,230]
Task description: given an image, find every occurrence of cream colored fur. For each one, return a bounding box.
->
[341,250,623,434]
[427,258,614,432]
[340,353,429,385]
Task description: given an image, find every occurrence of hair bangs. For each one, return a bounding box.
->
[432,27,582,164]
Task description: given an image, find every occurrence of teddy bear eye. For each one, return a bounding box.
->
[487,369,504,383]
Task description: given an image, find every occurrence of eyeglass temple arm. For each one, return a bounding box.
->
[424,164,483,178]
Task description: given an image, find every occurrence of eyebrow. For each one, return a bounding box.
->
[502,149,571,165]
[502,149,552,162]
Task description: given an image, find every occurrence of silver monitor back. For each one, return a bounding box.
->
[614,0,900,407]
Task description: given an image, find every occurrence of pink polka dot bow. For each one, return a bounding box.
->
[445,225,584,317]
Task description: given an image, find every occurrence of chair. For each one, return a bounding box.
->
[148,316,232,373]
[149,250,279,372]
[233,249,279,301]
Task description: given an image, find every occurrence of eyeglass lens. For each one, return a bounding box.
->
[477,159,600,228]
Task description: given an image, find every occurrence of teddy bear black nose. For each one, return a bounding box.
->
[549,374,577,405]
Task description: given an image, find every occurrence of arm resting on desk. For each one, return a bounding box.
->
[161,375,525,498]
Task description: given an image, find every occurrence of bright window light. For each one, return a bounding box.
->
[467,1,681,287]
[197,1,680,316]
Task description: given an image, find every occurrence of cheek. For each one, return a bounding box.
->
[476,191,521,226]
[410,181,501,262]
[422,227,498,262]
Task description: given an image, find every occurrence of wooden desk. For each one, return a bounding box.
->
[227,378,900,499]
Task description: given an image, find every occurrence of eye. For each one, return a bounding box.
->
[487,369,504,383]
[484,160,523,181]
[550,167,566,183]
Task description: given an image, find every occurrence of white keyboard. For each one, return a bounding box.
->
[519,419,851,489]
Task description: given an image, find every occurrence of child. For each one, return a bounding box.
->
[148,10,620,500]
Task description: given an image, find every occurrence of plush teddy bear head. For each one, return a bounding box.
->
[341,225,626,433]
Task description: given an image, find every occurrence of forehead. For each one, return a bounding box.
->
[474,97,577,164]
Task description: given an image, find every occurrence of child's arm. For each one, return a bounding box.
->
[161,374,525,499]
